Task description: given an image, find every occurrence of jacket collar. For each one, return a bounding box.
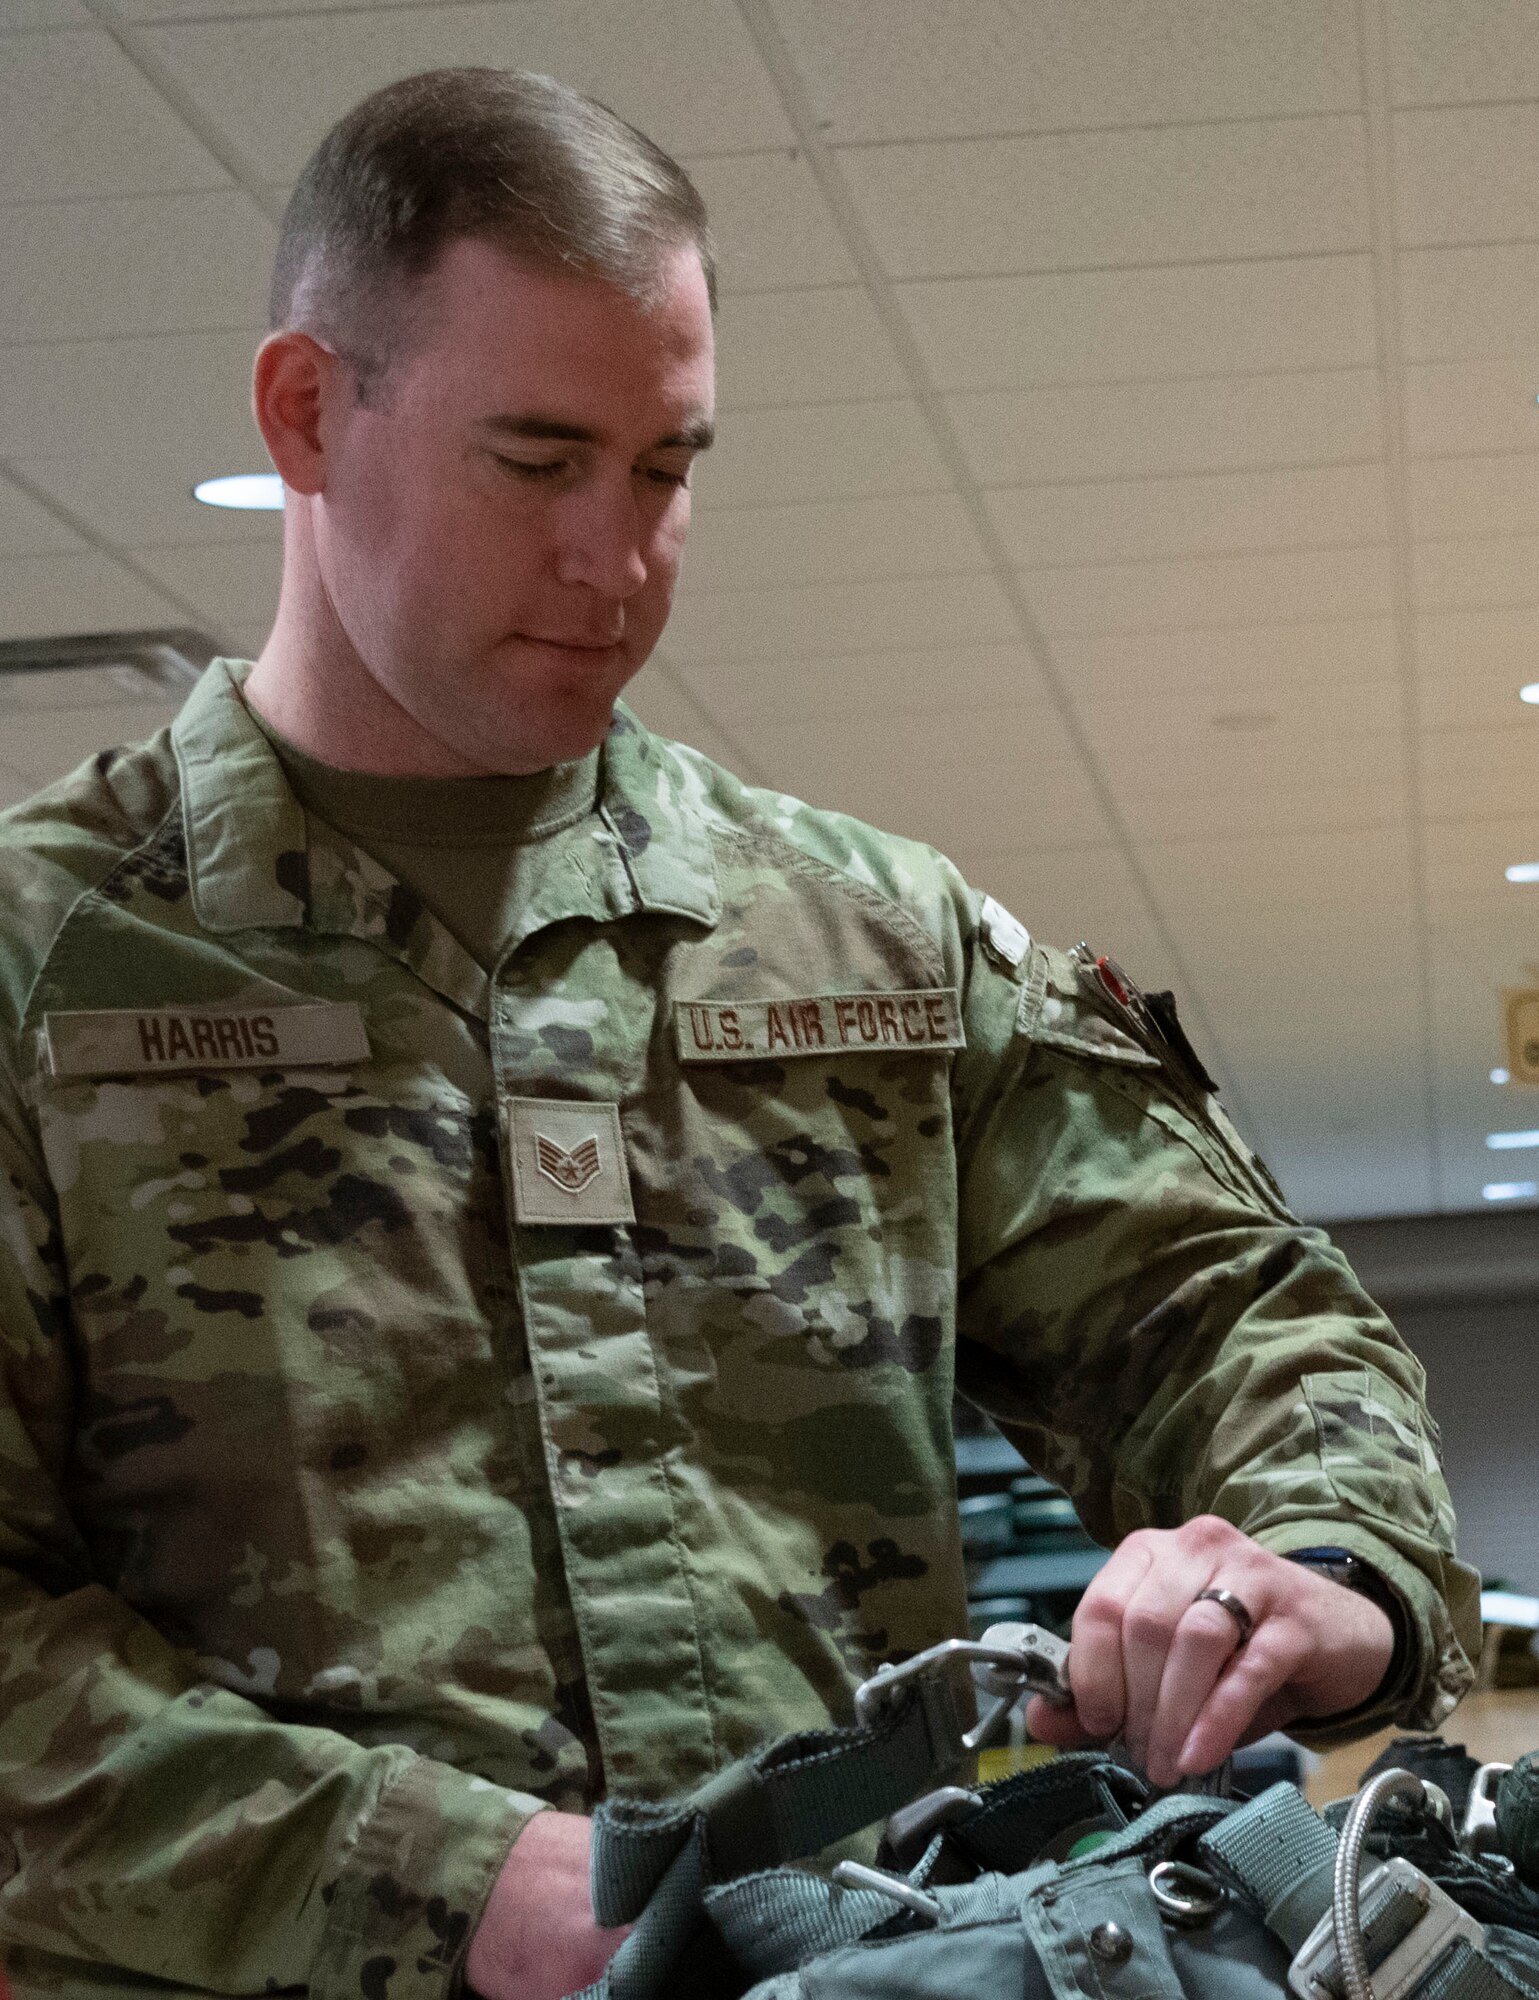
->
[172,663,719,1012]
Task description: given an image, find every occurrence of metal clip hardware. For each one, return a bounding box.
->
[830,1858,942,1925]
[854,1623,1073,1758]
[1287,1858,1485,2000]
[1461,1764,1512,1859]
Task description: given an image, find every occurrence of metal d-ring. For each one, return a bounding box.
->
[1149,1859,1226,1927]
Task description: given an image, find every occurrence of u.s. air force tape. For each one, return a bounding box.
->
[43,1003,370,1077]
[675,988,964,1063]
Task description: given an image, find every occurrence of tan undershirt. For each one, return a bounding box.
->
[249,707,601,973]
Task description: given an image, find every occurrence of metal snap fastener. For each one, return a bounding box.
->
[1089,1921,1133,1965]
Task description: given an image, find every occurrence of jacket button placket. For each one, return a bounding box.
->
[492,951,717,1796]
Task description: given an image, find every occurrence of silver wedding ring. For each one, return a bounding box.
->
[1193,1586,1255,1647]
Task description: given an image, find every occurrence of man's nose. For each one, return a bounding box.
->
[553,480,650,599]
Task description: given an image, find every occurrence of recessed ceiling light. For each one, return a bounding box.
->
[194,474,283,510]
[1522,684,1539,705]
[1506,862,1539,883]
[1486,1129,1539,1150]
[1492,1067,1511,1084]
[1483,1180,1538,1201]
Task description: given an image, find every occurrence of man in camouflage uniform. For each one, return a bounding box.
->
[0,67,1477,2000]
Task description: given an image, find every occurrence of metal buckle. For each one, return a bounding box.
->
[1287,1857,1485,2000]
[853,1622,1073,1757]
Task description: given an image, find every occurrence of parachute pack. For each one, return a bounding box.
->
[571,1625,1539,2000]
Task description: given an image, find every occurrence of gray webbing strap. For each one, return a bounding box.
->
[1062,1791,1232,1871]
[1198,1782,1339,1954]
[589,1674,963,1924]
[702,1868,892,1979]
[1413,1941,1537,2000]
[577,1675,964,2000]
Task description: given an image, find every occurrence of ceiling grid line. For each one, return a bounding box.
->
[731,0,1258,1136]
[1357,0,1444,1207]
[75,0,287,223]
[0,455,239,652]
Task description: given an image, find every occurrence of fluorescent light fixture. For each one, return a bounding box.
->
[194,474,283,510]
[1523,683,1539,705]
[1492,1067,1511,1084]
[1506,862,1539,883]
[1486,1130,1539,1149]
[1482,1180,1538,1201]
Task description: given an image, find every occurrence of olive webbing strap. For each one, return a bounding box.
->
[575,1675,965,2000]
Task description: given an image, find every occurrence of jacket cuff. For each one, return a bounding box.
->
[311,1752,549,1999]
[1252,1518,1480,1750]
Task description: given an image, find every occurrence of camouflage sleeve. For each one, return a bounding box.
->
[950,928,1480,1743]
[0,1045,544,1994]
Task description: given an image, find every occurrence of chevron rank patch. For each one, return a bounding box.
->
[506,1097,635,1226]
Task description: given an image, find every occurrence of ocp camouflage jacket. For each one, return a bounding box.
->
[0,661,1477,1997]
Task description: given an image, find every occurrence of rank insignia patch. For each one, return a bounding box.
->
[507,1098,634,1226]
[535,1132,603,1195]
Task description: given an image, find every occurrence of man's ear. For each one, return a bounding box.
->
[252,331,347,498]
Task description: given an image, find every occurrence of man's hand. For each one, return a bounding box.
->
[466,1810,628,2000]
[1025,1516,1395,1788]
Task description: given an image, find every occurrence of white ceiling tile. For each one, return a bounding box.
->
[1400,246,1539,366]
[1387,0,1539,108]
[747,702,1113,856]
[714,288,908,411]
[1025,545,1395,639]
[0,331,264,464]
[0,699,182,783]
[1080,678,1402,759]
[661,571,1015,666]
[674,643,1051,731]
[139,0,793,185]
[16,451,282,550]
[1395,106,1539,247]
[1054,616,1400,702]
[988,464,1390,567]
[1417,664,1539,732]
[0,29,229,203]
[770,0,1360,141]
[1118,774,1405,842]
[692,400,940,510]
[1088,714,1404,807]
[0,0,89,24]
[129,543,282,628]
[1415,535,1539,612]
[0,766,41,811]
[1409,454,1539,540]
[1416,604,1539,687]
[0,475,86,557]
[679,491,986,596]
[0,193,273,344]
[1423,816,1539,918]
[683,152,858,295]
[0,551,178,641]
[621,657,755,778]
[1418,724,1539,815]
[946,843,1179,988]
[948,370,1383,486]
[839,120,1369,281]
[1145,828,1417,921]
[1403,359,1539,459]
[900,256,1376,394]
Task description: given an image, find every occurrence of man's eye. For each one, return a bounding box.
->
[496,456,567,480]
[644,467,691,489]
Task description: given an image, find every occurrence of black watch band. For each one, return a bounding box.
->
[1285,1545,1413,1711]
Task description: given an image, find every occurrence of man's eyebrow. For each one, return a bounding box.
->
[478,413,715,451]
